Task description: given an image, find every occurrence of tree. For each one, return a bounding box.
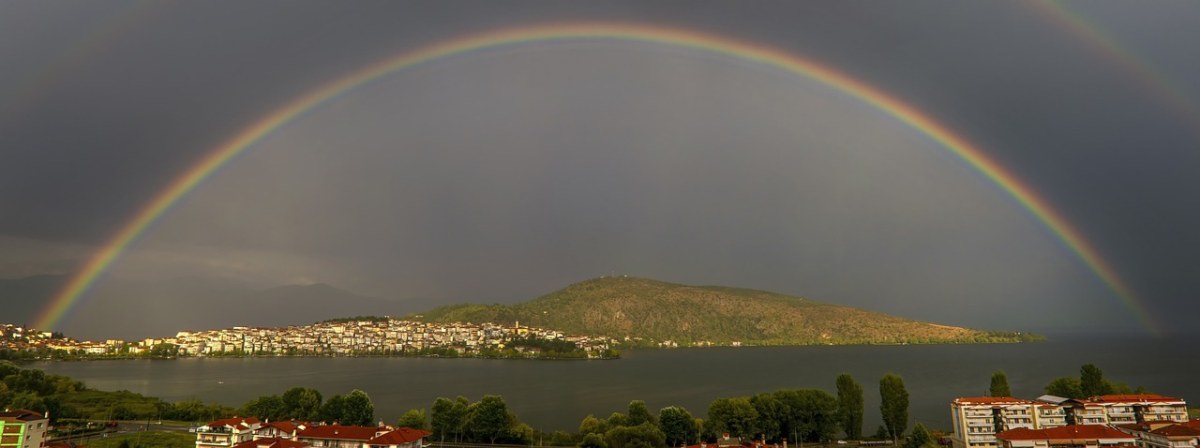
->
[318,394,345,424]
[341,390,375,426]
[904,423,935,448]
[466,395,514,444]
[240,395,286,421]
[706,397,759,440]
[1044,377,1083,399]
[836,374,864,439]
[659,406,698,447]
[398,409,428,430]
[604,423,666,448]
[580,415,605,435]
[628,401,657,427]
[990,371,1012,397]
[581,433,608,448]
[773,389,839,443]
[750,393,785,442]
[879,373,909,441]
[432,397,468,441]
[282,387,323,420]
[1080,364,1111,398]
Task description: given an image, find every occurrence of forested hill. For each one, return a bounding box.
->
[410,277,1038,346]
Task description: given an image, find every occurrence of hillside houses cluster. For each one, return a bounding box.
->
[194,417,430,448]
[1,320,615,358]
[950,394,1200,448]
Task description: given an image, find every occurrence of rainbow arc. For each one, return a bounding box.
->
[32,22,1159,334]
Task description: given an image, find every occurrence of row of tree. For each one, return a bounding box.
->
[239,388,375,426]
[385,373,910,448]
[985,364,1146,399]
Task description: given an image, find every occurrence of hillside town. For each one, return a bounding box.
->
[0,320,617,359]
[950,393,1200,448]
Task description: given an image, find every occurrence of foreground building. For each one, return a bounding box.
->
[0,410,48,448]
[950,395,1189,448]
[196,417,263,448]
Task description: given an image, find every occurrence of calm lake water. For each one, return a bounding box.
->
[34,338,1196,432]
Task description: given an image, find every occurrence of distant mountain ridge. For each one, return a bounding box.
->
[410,276,1037,345]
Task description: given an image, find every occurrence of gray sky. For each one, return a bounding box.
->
[2,0,1198,337]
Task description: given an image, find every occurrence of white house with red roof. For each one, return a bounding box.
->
[254,421,310,441]
[196,417,263,448]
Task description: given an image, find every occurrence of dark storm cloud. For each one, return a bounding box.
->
[2,0,1198,336]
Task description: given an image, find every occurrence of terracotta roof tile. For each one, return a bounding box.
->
[996,425,1134,441]
[365,428,432,445]
[298,424,384,441]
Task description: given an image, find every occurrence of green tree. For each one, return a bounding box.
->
[281,387,323,420]
[240,395,287,420]
[341,390,375,426]
[398,409,428,430]
[466,395,515,444]
[605,423,666,448]
[318,394,345,424]
[904,423,935,448]
[607,412,630,429]
[750,393,785,441]
[432,397,465,441]
[1044,377,1083,399]
[990,371,1012,397]
[879,373,909,441]
[774,389,839,443]
[706,397,758,440]
[836,374,864,439]
[659,406,698,447]
[580,415,605,435]
[628,400,657,427]
[1080,364,1111,398]
[581,433,608,448]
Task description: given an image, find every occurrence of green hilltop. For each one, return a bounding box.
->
[409,276,1039,346]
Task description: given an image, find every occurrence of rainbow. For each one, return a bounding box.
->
[32,22,1160,334]
[1028,2,1200,138]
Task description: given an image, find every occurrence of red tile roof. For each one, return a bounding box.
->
[1089,394,1185,403]
[0,410,46,421]
[1150,425,1200,438]
[260,421,305,434]
[207,417,262,429]
[997,425,1135,441]
[953,397,1035,405]
[233,437,311,448]
[365,428,432,445]
[297,425,385,441]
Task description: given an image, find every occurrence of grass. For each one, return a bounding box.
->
[76,431,195,448]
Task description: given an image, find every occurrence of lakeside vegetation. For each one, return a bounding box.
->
[0,360,1171,448]
[412,277,1042,347]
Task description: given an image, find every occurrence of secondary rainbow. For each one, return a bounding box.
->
[32,22,1160,334]
[1029,2,1200,139]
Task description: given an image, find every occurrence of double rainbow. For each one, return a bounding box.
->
[32,22,1160,334]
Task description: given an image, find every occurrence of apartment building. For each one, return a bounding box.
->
[951,397,1045,448]
[0,410,48,448]
[952,394,1190,448]
[1086,395,1189,425]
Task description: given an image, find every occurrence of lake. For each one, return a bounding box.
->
[34,337,1196,432]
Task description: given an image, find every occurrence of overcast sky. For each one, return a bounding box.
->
[2,1,1198,337]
